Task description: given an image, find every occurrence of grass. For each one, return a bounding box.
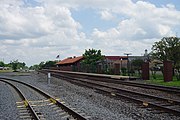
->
[0,70,13,73]
[145,74,180,87]
[0,70,30,77]
[145,79,180,87]
[130,72,180,87]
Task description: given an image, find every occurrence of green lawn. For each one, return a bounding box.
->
[145,79,180,87]
[0,70,13,73]
[145,74,180,87]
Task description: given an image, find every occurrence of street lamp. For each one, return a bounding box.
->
[124,53,132,76]
[120,58,122,75]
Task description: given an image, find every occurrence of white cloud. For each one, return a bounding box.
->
[88,0,180,57]
[0,0,86,65]
[91,0,180,44]
[166,4,175,9]
[99,9,115,21]
[0,0,180,66]
[0,4,52,40]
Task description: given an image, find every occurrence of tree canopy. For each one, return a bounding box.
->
[82,48,104,65]
[151,37,180,66]
[131,59,144,76]
[82,48,104,72]
[0,61,5,67]
[29,64,39,70]
[9,60,26,71]
[29,60,57,70]
[42,61,57,68]
[151,37,180,79]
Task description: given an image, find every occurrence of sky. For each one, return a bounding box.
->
[0,0,180,66]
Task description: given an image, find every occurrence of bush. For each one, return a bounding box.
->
[121,67,127,76]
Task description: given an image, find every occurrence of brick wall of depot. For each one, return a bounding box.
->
[142,62,149,80]
[59,65,72,71]
[163,61,173,82]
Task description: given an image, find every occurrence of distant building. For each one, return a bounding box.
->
[104,56,128,68]
[0,67,10,70]
[95,56,128,74]
[128,49,150,62]
[56,50,149,74]
[56,56,84,71]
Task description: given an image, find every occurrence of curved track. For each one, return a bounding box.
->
[0,79,40,120]
[0,78,89,120]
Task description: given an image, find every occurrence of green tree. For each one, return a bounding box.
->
[29,64,39,70]
[10,60,18,72]
[151,37,180,80]
[9,60,27,72]
[121,67,127,76]
[82,48,104,73]
[0,61,5,67]
[18,62,26,69]
[38,62,45,70]
[43,61,56,68]
[131,59,144,76]
[38,61,57,70]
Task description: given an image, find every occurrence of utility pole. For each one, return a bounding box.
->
[124,53,132,77]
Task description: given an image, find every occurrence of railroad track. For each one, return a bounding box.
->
[0,78,89,120]
[40,70,180,116]
[41,69,180,94]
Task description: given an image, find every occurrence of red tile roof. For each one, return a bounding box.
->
[56,56,84,65]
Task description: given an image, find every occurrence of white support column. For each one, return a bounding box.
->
[47,72,51,84]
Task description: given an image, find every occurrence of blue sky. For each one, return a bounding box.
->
[71,0,180,34]
[144,0,180,9]
[0,0,180,66]
[72,8,120,35]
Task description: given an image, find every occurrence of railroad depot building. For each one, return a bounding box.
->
[97,56,128,74]
[56,56,130,73]
[56,49,150,73]
[56,54,148,74]
[56,56,84,71]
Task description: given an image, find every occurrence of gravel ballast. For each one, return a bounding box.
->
[0,72,179,120]
[0,81,20,120]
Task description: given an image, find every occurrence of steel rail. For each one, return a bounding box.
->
[45,72,180,116]
[76,78,180,105]
[69,77,180,115]
[42,69,180,94]
[0,79,40,120]
[51,72,180,104]
[0,77,88,120]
